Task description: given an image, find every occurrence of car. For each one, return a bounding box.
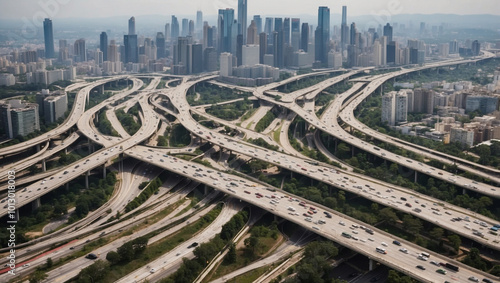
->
[399,248,408,253]
[416,265,426,270]
[482,278,493,283]
[70,247,75,250]
[418,255,428,261]
[188,242,198,248]
[468,277,479,282]
[23,264,30,267]
[381,242,388,247]
[150,268,156,273]
[393,240,401,246]
[431,260,440,266]
[85,253,98,259]
[339,221,345,226]
[436,269,447,274]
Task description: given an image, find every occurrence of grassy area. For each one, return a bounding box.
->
[273,125,282,144]
[241,108,258,122]
[223,265,271,283]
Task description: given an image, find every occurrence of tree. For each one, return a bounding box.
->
[402,215,422,235]
[429,228,444,241]
[226,243,237,264]
[379,207,399,223]
[76,260,109,283]
[106,251,120,265]
[244,236,260,256]
[46,257,53,268]
[29,271,48,283]
[117,242,135,262]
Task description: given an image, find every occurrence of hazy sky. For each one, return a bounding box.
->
[1,0,499,20]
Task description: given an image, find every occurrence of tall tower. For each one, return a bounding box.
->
[238,0,247,44]
[171,16,179,40]
[156,32,165,58]
[315,6,330,65]
[128,17,136,35]
[291,18,300,51]
[74,39,86,62]
[218,8,235,53]
[383,23,393,42]
[301,23,309,52]
[283,18,291,46]
[196,11,203,32]
[43,18,55,58]
[100,32,108,61]
[341,6,349,48]
[253,15,262,34]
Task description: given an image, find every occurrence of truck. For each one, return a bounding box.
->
[444,263,459,272]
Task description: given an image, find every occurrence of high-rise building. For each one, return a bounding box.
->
[253,15,262,34]
[472,40,481,56]
[182,18,189,37]
[420,22,425,34]
[465,96,498,114]
[449,40,458,54]
[383,23,393,42]
[220,52,233,77]
[238,0,247,44]
[387,41,397,64]
[128,17,136,35]
[259,32,267,64]
[165,23,171,42]
[242,45,259,66]
[189,20,195,36]
[291,18,300,51]
[247,20,258,44]
[284,18,291,46]
[171,16,179,40]
[341,6,349,49]
[58,39,68,62]
[382,91,407,126]
[204,47,218,71]
[0,100,40,139]
[36,89,68,124]
[74,39,86,62]
[315,6,330,65]
[100,32,108,61]
[124,35,138,63]
[156,32,165,58]
[350,22,357,46]
[43,18,55,58]
[218,9,235,53]
[300,23,309,52]
[237,34,243,66]
[191,44,203,73]
[196,11,203,32]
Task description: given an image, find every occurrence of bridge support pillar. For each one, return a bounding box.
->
[351,145,355,158]
[463,188,467,195]
[85,170,90,189]
[99,85,104,94]
[32,197,41,211]
[369,259,375,271]
[204,184,209,195]
[103,165,107,179]
[66,183,69,190]
[88,138,93,154]
[95,113,99,123]
[42,159,46,172]
[334,139,338,154]
[36,144,41,152]
[414,171,418,183]
[65,147,68,155]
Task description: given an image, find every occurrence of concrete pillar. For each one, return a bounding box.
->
[95,113,99,123]
[66,183,69,190]
[36,144,41,152]
[463,188,467,195]
[88,138,92,155]
[85,170,90,189]
[351,145,355,157]
[103,165,107,179]
[99,85,104,94]
[334,139,338,154]
[204,184,209,195]
[414,171,418,183]
[42,159,46,172]
[32,198,41,211]
[369,259,375,271]
[14,209,20,221]
[65,147,68,155]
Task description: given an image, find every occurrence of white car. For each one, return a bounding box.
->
[399,248,408,253]
[150,268,156,273]
[381,242,388,247]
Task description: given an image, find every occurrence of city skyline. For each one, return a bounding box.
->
[2,0,500,20]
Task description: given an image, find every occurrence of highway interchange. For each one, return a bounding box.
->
[0,51,499,283]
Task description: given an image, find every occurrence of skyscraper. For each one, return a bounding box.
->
[218,8,235,53]
[341,6,349,49]
[124,35,138,63]
[128,17,136,35]
[383,23,393,42]
[171,16,179,40]
[43,18,55,58]
[315,6,330,65]
[165,23,171,42]
[196,11,203,32]
[74,39,86,62]
[259,32,267,64]
[253,15,262,34]
[238,0,247,44]
[291,18,300,51]
[247,20,258,44]
[301,23,309,52]
[284,18,291,46]
[156,32,165,59]
[182,18,189,37]
[100,32,108,61]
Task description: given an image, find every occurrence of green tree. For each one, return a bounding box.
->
[226,243,237,264]
[429,228,444,242]
[244,236,260,256]
[117,242,135,262]
[106,251,121,265]
[76,260,109,283]
[46,257,53,268]
[29,271,48,283]
[379,207,399,223]
[402,215,422,235]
